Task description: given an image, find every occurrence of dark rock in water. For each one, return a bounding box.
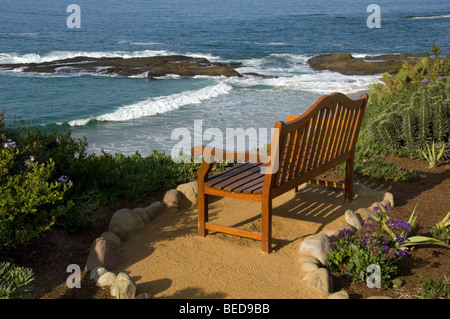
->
[307,53,427,75]
[0,55,243,78]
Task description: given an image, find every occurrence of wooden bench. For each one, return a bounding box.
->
[191,92,368,254]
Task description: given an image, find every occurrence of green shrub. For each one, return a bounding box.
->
[0,134,73,248]
[367,76,449,157]
[0,261,35,299]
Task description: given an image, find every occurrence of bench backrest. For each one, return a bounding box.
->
[266,93,368,195]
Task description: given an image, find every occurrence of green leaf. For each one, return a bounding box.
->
[403,236,450,249]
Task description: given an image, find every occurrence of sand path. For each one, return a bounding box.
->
[116,183,384,299]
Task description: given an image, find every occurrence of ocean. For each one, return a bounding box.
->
[1,0,449,156]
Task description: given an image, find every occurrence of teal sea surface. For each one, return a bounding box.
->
[0,0,449,155]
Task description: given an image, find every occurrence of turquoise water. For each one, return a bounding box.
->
[1,0,449,155]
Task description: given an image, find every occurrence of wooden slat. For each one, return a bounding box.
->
[223,169,264,192]
[324,104,343,162]
[233,175,265,193]
[208,163,263,190]
[206,163,260,188]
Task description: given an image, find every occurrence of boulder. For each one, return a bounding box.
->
[299,233,331,265]
[145,201,163,219]
[328,290,350,299]
[85,237,118,271]
[163,189,183,210]
[297,255,323,266]
[176,181,198,208]
[90,267,108,282]
[100,231,121,248]
[132,207,150,223]
[307,53,426,75]
[344,209,362,230]
[109,208,142,235]
[110,272,137,299]
[96,271,117,288]
[306,268,333,294]
[1,55,243,78]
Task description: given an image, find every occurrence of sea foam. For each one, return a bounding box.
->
[68,82,233,126]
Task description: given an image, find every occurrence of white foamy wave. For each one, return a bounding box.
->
[407,14,450,19]
[233,71,380,94]
[68,82,233,126]
[0,49,216,65]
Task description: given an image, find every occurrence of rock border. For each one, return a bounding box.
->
[85,181,393,299]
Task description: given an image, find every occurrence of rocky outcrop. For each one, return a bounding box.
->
[307,53,426,75]
[0,55,243,78]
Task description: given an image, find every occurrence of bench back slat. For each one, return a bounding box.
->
[269,93,367,191]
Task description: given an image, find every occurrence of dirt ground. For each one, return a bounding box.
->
[4,155,449,300]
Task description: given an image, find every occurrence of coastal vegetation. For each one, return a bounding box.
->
[0,44,449,298]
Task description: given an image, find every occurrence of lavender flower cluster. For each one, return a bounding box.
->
[3,138,16,150]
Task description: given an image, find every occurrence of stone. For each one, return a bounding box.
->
[1,55,243,78]
[307,53,426,75]
[90,267,108,282]
[101,231,121,248]
[96,271,117,287]
[110,272,137,299]
[85,237,118,271]
[299,233,331,265]
[345,209,362,230]
[382,192,395,208]
[301,261,320,272]
[111,229,130,243]
[145,201,163,219]
[297,255,322,266]
[132,207,150,223]
[356,207,379,221]
[109,208,142,235]
[328,290,350,299]
[306,268,333,294]
[163,189,183,210]
[129,209,145,230]
[176,181,198,207]
[323,229,341,237]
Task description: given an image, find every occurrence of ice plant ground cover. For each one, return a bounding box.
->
[326,204,450,289]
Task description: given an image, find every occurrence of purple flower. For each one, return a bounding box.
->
[3,139,16,150]
[397,249,410,257]
[420,78,433,86]
[395,235,410,245]
[58,175,72,187]
[439,73,444,77]
[387,218,411,232]
[339,228,354,237]
[25,155,35,167]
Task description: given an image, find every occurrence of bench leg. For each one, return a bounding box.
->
[345,157,354,202]
[261,199,272,254]
[198,192,209,237]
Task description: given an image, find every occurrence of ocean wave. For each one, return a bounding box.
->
[0,49,206,65]
[231,71,380,94]
[406,14,450,19]
[68,82,233,126]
